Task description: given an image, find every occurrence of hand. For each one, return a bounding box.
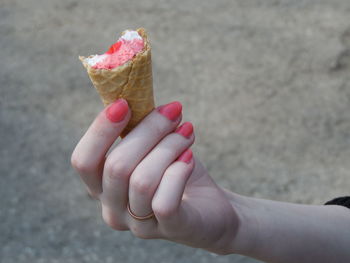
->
[71,99,240,254]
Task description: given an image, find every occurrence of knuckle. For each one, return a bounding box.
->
[152,201,176,219]
[87,189,100,200]
[71,154,95,174]
[102,210,127,231]
[129,225,154,239]
[104,158,129,182]
[130,175,153,196]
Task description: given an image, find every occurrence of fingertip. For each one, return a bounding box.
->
[157,101,183,121]
[106,98,129,123]
[177,148,193,164]
[175,122,194,138]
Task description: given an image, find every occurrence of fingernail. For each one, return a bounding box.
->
[177,149,193,164]
[175,122,194,138]
[106,99,128,122]
[158,101,182,121]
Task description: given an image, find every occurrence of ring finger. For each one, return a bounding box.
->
[128,122,194,220]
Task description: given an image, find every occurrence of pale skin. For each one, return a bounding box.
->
[71,100,350,263]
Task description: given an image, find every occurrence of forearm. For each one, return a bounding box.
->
[225,190,350,263]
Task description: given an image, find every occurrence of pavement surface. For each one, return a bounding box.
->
[1,0,350,262]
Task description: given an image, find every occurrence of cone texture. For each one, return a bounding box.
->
[80,28,154,137]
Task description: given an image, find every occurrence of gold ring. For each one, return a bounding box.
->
[127,202,154,221]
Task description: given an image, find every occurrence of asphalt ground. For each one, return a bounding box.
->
[1,1,350,262]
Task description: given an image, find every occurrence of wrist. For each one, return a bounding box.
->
[222,189,260,256]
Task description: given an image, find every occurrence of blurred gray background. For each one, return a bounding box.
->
[1,0,350,262]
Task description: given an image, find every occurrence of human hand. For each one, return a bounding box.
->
[71,99,240,254]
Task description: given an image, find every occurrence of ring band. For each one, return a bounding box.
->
[127,202,154,221]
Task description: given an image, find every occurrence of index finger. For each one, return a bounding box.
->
[71,98,131,197]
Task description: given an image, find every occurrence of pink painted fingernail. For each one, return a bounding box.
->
[177,149,193,164]
[106,99,128,122]
[157,101,182,121]
[175,122,194,138]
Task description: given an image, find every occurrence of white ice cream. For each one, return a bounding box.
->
[120,30,142,41]
[86,54,108,66]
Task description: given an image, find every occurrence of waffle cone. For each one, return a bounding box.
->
[79,28,154,137]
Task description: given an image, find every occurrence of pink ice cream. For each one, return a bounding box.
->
[87,30,144,70]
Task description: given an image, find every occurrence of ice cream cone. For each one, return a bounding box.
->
[79,28,154,137]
